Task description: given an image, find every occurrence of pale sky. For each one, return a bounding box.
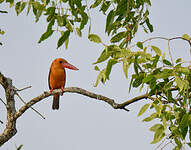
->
[1,0,191,150]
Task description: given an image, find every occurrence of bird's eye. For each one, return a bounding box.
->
[59,60,62,64]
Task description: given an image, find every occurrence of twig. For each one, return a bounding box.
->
[155,137,167,150]
[0,98,6,106]
[0,10,8,14]
[168,39,174,66]
[15,93,45,119]
[16,86,32,92]
[160,141,171,150]
[129,36,191,49]
[0,120,3,124]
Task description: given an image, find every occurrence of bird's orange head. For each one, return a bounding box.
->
[51,58,79,70]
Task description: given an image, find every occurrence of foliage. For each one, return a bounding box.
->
[1,0,191,149]
[1,0,152,47]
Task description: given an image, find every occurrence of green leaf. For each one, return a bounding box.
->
[143,74,153,83]
[151,55,160,68]
[65,37,69,49]
[150,124,163,132]
[137,42,143,49]
[138,103,150,116]
[66,19,73,32]
[100,1,111,14]
[88,34,102,43]
[134,62,138,75]
[15,1,27,16]
[105,10,114,34]
[133,73,144,87]
[80,12,88,30]
[153,101,162,117]
[162,114,167,129]
[94,49,110,64]
[182,34,190,41]
[151,46,162,56]
[162,53,165,61]
[163,59,172,66]
[110,31,126,43]
[105,59,117,79]
[145,18,153,32]
[175,76,184,91]
[47,19,55,30]
[0,0,5,4]
[38,29,54,43]
[90,0,102,8]
[151,131,165,144]
[57,30,70,49]
[6,0,14,7]
[76,28,82,37]
[174,138,182,148]
[154,69,173,79]
[122,59,130,78]
[143,113,157,122]
[176,58,182,64]
[32,1,44,10]
[94,66,100,71]
[27,0,32,15]
[150,123,165,144]
[94,69,106,87]
[145,0,151,6]
[129,74,135,92]
[180,113,189,130]
[175,67,190,75]
[0,29,5,35]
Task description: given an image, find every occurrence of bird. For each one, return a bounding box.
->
[48,58,79,110]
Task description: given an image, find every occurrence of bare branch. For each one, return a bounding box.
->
[0,97,6,106]
[14,87,178,120]
[129,36,191,49]
[167,39,174,66]
[15,86,32,92]
[15,93,46,119]
[15,87,129,119]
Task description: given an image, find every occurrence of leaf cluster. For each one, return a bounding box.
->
[1,0,191,149]
[90,0,153,46]
[135,35,191,149]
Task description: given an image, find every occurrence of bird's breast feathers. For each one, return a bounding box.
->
[49,68,66,89]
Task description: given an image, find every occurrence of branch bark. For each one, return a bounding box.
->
[0,72,17,146]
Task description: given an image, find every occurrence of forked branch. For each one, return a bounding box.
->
[0,70,179,146]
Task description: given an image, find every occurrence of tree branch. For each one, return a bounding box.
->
[0,72,17,146]
[0,71,179,147]
[15,87,178,120]
[129,36,191,49]
[14,87,129,120]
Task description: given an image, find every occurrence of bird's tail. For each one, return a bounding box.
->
[52,94,60,110]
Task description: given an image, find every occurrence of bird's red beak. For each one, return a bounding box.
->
[63,62,79,70]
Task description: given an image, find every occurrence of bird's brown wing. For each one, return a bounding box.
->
[48,69,51,90]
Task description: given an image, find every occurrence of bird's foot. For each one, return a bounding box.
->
[49,89,54,94]
[61,86,64,96]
